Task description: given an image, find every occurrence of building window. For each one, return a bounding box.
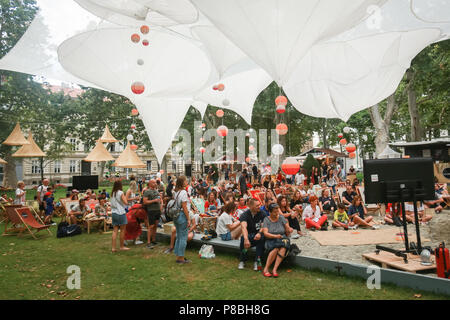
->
[31,160,41,174]
[110,143,116,152]
[70,138,77,151]
[147,161,152,171]
[70,160,77,173]
[54,160,61,173]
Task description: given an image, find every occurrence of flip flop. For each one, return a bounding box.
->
[272,272,279,278]
[263,272,272,277]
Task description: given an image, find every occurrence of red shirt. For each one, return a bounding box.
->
[204,201,218,211]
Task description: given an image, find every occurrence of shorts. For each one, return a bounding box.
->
[39,203,45,211]
[147,210,161,225]
[112,212,128,226]
[220,232,232,241]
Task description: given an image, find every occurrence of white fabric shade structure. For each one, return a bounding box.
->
[0,0,449,163]
[377,146,402,159]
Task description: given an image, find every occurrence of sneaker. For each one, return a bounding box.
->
[146,243,155,249]
[349,225,357,230]
[135,240,144,245]
[164,248,173,254]
[51,222,57,226]
[151,241,158,245]
[253,262,258,271]
[238,261,245,270]
[291,234,300,239]
[371,225,380,230]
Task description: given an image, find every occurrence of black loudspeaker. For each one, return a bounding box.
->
[185,164,192,177]
[72,175,99,191]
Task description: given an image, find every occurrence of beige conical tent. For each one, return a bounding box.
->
[2,123,30,146]
[84,140,115,162]
[98,125,119,143]
[12,132,46,158]
[0,158,7,165]
[112,143,146,168]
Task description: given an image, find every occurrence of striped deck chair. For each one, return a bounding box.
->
[3,206,51,239]
[191,198,205,214]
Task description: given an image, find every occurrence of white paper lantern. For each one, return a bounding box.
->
[249,138,255,143]
[127,134,134,141]
[343,127,351,134]
[271,144,284,156]
[222,99,230,106]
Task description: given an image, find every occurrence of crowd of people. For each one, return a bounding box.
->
[1,161,449,277]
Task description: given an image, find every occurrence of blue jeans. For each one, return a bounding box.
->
[220,232,232,241]
[240,233,264,262]
[174,213,188,257]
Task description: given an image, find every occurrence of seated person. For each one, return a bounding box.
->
[94,198,109,217]
[86,189,97,200]
[204,192,218,214]
[341,185,357,207]
[319,189,336,213]
[302,196,328,231]
[238,198,266,271]
[405,201,432,224]
[235,197,248,220]
[332,203,350,230]
[261,203,293,278]
[278,196,302,239]
[425,184,448,213]
[70,189,79,201]
[306,183,316,197]
[0,193,13,204]
[384,203,404,226]
[289,190,303,209]
[69,198,91,224]
[348,196,378,229]
[164,211,198,254]
[216,202,241,241]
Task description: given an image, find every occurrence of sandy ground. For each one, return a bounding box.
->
[291,210,450,274]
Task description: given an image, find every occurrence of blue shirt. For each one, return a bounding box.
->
[260,206,270,217]
[45,197,54,214]
[348,204,364,219]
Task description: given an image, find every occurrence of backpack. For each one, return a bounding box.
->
[166,191,182,220]
[288,243,302,257]
[57,222,82,238]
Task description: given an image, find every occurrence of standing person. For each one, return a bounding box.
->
[261,203,293,278]
[252,164,258,184]
[14,181,26,206]
[295,170,305,186]
[43,188,55,225]
[239,169,249,197]
[238,198,266,271]
[173,176,191,264]
[110,180,129,252]
[143,180,162,249]
[126,180,140,208]
[37,178,50,216]
[325,169,337,194]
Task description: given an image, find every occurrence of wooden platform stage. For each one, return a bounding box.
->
[363,250,436,274]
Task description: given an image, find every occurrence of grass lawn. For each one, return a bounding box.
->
[4,187,121,202]
[0,225,449,300]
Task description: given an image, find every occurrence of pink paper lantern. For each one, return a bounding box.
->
[131,109,139,116]
[131,82,145,94]
[217,125,228,137]
[346,143,356,153]
[281,157,300,175]
[339,138,347,145]
[140,25,149,34]
[216,109,224,118]
[217,84,225,91]
[142,39,149,46]
[349,152,356,159]
[199,147,206,153]
[275,95,288,107]
[131,124,136,130]
[131,33,140,43]
[276,105,285,114]
[276,123,288,135]
[130,144,138,151]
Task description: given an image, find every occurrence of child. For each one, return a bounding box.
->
[215,201,241,241]
[332,203,350,230]
[43,188,55,225]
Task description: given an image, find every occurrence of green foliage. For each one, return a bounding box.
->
[302,154,319,178]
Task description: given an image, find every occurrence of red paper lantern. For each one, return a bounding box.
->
[131,108,139,116]
[140,25,149,34]
[142,39,149,46]
[245,157,250,163]
[199,147,206,153]
[200,123,206,128]
[276,105,285,114]
[131,124,136,130]
[346,143,356,153]
[349,152,356,159]
[281,157,300,175]
[212,85,218,90]
[275,95,288,107]
[339,138,347,145]
[217,84,225,91]
[131,82,145,94]
[216,109,224,118]
[217,125,228,137]
[338,133,344,138]
[130,144,138,151]
[276,123,288,135]
[131,33,140,43]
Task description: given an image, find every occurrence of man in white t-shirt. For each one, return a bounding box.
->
[295,172,305,186]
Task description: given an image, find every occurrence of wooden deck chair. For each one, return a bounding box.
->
[357,186,381,216]
[26,200,41,218]
[13,207,52,239]
[0,202,9,224]
[336,187,346,204]
[2,204,23,235]
[256,192,266,205]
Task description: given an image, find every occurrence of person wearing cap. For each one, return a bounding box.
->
[43,187,55,225]
[261,202,293,277]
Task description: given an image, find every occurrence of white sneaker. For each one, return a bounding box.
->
[238,261,245,270]
[371,225,380,230]
[291,234,300,239]
[253,262,258,271]
[135,240,144,245]
[349,225,358,230]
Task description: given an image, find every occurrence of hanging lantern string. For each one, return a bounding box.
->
[0,116,133,126]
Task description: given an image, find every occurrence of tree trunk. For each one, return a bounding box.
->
[322,119,328,149]
[2,153,18,188]
[369,95,398,157]
[99,162,106,182]
[406,69,423,141]
[39,157,44,183]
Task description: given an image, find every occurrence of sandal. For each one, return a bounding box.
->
[272,272,279,278]
[263,272,272,277]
